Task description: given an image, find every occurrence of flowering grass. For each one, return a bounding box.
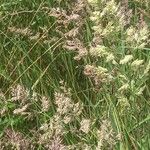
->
[0,0,150,149]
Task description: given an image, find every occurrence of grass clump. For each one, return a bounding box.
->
[0,0,150,149]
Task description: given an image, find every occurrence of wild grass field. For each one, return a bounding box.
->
[0,0,150,149]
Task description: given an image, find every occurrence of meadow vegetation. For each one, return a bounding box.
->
[0,0,150,149]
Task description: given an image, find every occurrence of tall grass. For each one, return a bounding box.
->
[0,0,150,149]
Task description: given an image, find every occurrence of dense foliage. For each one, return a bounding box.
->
[0,0,150,149]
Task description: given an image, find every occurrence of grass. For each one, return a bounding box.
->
[0,0,150,149]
